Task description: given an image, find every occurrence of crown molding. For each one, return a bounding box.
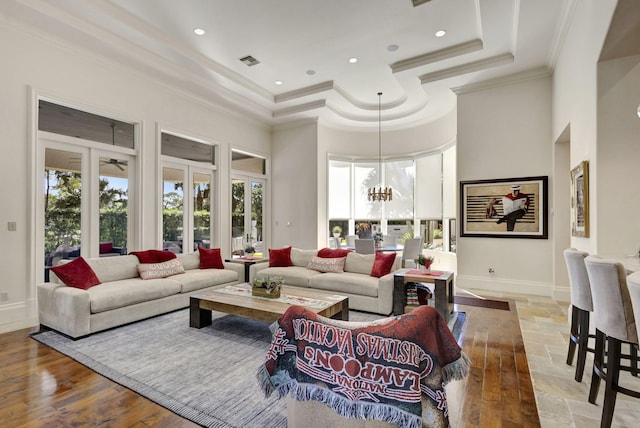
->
[547,0,578,69]
[271,117,319,133]
[273,99,326,118]
[274,81,334,103]
[420,53,514,84]
[451,66,551,95]
[391,39,484,73]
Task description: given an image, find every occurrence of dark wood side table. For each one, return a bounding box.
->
[393,269,454,322]
[225,257,269,282]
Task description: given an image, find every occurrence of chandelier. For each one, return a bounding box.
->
[368,92,392,202]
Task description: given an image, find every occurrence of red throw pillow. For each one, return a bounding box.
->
[199,247,224,269]
[269,246,293,267]
[130,249,177,263]
[99,242,113,254]
[50,257,101,290]
[317,248,352,258]
[370,252,396,278]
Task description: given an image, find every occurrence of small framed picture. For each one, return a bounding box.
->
[570,161,589,237]
[460,176,548,239]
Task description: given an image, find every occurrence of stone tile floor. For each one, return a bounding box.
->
[461,288,640,428]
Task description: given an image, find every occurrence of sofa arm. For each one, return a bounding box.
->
[37,282,91,338]
[248,262,270,283]
[376,272,396,315]
[222,262,245,283]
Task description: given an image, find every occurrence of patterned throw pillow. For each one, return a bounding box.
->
[137,259,185,280]
[306,256,346,273]
[50,256,101,290]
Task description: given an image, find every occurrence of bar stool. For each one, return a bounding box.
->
[563,248,593,382]
[584,256,639,428]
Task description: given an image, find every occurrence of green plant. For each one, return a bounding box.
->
[332,225,342,234]
[415,254,435,267]
[251,276,283,294]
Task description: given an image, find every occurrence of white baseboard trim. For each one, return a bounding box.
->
[456,275,553,297]
[0,300,39,334]
[552,286,571,303]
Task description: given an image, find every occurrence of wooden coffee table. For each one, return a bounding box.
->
[190,283,349,328]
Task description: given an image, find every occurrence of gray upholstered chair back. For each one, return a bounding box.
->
[563,248,592,311]
[584,256,638,343]
[354,239,375,254]
[626,271,640,345]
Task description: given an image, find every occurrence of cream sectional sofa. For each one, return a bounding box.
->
[37,252,244,338]
[250,248,400,315]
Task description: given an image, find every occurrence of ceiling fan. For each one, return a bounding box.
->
[100,158,126,171]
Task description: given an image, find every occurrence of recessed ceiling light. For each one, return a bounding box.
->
[387,44,399,52]
[348,57,358,64]
[637,103,640,118]
[193,28,205,36]
[306,70,316,75]
[435,30,446,38]
[275,80,283,85]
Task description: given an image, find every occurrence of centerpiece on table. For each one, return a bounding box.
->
[373,232,384,247]
[415,254,435,273]
[251,276,283,298]
[244,244,256,257]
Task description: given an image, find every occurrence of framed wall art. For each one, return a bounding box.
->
[460,176,548,239]
[570,161,589,237]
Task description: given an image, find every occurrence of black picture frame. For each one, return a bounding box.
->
[459,176,548,239]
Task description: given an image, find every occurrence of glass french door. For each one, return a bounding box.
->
[163,163,214,253]
[231,176,265,256]
[40,140,134,281]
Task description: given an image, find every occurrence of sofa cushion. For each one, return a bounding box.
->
[269,246,294,267]
[344,252,376,275]
[178,252,201,270]
[371,252,397,278]
[256,266,320,288]
[88,278,182,313]
[85,255,141,282]
[130,249,177,263]
[137,259,185,280]
[198,247,224,269]
[306,256,346,273]
[291,248,319,267]
[172,269,239,293]
[50,256,101,290]
[317,248,351,258]
[309,272,380,298]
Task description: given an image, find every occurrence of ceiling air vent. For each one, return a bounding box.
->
[239,55,260,66]
[412,0,431,6]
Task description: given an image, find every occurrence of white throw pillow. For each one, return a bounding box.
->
[137,259,185,280]
[306,256,346,273]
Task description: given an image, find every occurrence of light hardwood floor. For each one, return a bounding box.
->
[2,291,637,427]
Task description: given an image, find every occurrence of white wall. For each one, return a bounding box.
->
[552,0,618,256]
[271,120,319,250]
[596,54,640,256]
[320,110,456,158]
[0,23,271,333]
[456,75,554,296]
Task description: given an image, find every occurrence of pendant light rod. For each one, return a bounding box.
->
[378,92,382,187]
[367,91,392,202]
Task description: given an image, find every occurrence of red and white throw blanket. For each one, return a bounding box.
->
[257,305,470,428]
